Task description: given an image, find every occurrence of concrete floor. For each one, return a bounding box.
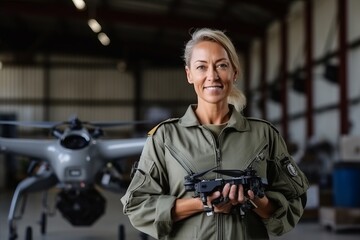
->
[0,189,149,240]
[1,189,360,240]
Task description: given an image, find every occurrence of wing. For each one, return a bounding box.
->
[97,138,147,159]
[0,137,55,160]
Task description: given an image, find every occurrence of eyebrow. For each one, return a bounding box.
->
[193,58,229,64]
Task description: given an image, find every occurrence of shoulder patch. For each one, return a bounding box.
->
[246,117,279,134]
[147,118,179,136]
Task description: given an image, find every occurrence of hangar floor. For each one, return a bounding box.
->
[1,189,360,240]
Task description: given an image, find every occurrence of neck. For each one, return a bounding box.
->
[195,103,230,125]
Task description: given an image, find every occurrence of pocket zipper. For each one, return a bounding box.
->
[246,141,268,169]
[165,144,197,176]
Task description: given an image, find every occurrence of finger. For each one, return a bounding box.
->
[247,190,255,200]
[207,191,221,205]
[222,183,231,197]
[237,184,245,203]
[228,184,238,201]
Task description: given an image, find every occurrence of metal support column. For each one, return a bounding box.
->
[338,0,349,135]
[43,56,50,121]
[133,64,143,122]
[305,0,314,139]
[243,48,251,117]
[280,18,289,141]
[260,35,268,120]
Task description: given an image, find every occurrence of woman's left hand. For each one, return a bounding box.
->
[207,183,253,214]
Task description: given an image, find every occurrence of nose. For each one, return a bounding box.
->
[207,65,219,81]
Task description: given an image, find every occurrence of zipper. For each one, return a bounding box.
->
[205,128,268,240]
[246,141,268,169]
[243,217,248,240]
[216,128,224,240]
[203,125,222,169]
[199,125,222,170]
[165,144,197,175]
[201,126,224,240]
[215,148,221,166]
[217,214,224,240]
[239,141,268,240]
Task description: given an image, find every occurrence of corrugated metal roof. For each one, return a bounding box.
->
[0,0,296,67]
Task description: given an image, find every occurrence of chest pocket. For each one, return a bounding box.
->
[247,140,269,180]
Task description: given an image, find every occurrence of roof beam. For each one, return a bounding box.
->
[1,0,264,38]
[236,0,291,18]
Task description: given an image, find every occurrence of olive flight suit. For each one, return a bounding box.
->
[121,104,309,240]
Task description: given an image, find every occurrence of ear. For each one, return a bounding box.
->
[233,70,238,82]
[233,70,239,83]
[185,66,193,84]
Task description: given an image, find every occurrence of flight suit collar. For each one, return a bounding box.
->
[179,104,250,132]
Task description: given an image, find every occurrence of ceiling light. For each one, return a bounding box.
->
[98,33,110,46]
[88,19,102,33]
[72,0,86,10]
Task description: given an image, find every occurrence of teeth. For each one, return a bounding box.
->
[205,86,222,89]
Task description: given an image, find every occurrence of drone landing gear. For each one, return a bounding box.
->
[24,193,51,240]
[25,226,32,240]
[9,224,17,240]
[7,172,58,240]
[40,212,47,235]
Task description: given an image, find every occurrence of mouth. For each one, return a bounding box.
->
[204,85,223,90]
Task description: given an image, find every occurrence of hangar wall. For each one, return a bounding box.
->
[0,0,359,159]
[142,68,196,117]
[0,57,194,125]
[248,0,360,153]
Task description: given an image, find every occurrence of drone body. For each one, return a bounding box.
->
[184,167,268,214]
[0,117,147,240]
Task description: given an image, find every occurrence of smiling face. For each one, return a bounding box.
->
[185,40,237,108]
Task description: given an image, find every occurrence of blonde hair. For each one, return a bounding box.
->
[183,28,246,112]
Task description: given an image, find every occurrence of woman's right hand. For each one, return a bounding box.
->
[207,183,248,214]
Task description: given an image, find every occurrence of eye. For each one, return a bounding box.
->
[217,63,229,70]
[196,65,206,71]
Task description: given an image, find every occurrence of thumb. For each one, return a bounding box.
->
[247,190,255,200]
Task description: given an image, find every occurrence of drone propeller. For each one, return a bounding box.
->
[189,166,218,179]
[0,120,60,129]
[212,169,246,177]
[85,120,152,128]
[0,119,152,129]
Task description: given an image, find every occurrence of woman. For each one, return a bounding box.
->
[121,28,308,240]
